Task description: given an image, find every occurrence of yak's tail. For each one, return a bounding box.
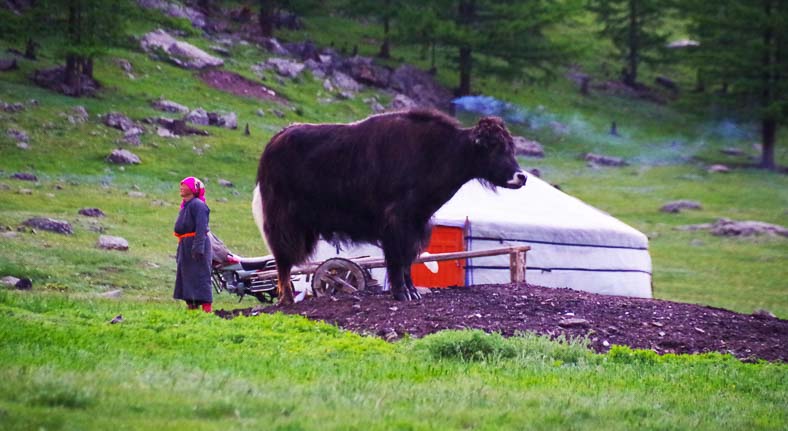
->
[251,183,268,247]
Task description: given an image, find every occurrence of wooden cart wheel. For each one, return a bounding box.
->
[312,258,367,297]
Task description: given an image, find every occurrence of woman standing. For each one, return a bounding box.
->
[173,176,213,312]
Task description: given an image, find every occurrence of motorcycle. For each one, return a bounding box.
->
[211,253,281,303]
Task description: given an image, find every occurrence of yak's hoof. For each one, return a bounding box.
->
[392,287,421,301]
[407,285,422,300]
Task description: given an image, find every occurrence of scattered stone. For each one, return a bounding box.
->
[254,57,305,78]
[710,218,788,237]
[1,231,18,239]
[218,178,234,188]
[660,200,702,213]
[22,217,73,235]
[322,78,335,92]
[210,45,232,57]
[549,121,570,135]
[128,191,146,198]
[101,289,123,298]
[261,37,290,56]
[383,328,398,342]
[212,111,237,129]
[106,148,141,165]
[341,55,391,87]
[11,172,37,181]
[79,208,105,217]
[109,314,124,324]
[14,278,32,290]
[98,235,129,251]
[17,188,33,195]
[7,129,29,145]
[271,109,285,118]
[585,153,627,167]
[68,106,89,124]
[256,109,265,117]
[388,64,453,110]
[675,223,714,232]
[103,112,137,132]
[2,101,24,112]
[558,318,590,328]
[32,66,99,97]
[156,127,178,138]
[330,71,362,93]
[0,58,18,71]
[140,29,223,69]
[185,108,210,126]
[1,276,20,287]
[115,58,134,74]
[151,98,189,114]
[389,93,418,111]
[122,128,144,146]
[513,136,545,158]
[138,0,206,28]
[707,164,730,173]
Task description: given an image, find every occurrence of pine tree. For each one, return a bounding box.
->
[587,0,671,87]
[688,0,787,169]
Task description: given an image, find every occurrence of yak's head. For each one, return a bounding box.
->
[470,116,527,189]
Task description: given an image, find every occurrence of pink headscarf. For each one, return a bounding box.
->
[180,176,206,209]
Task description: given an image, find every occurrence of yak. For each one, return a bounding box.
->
[252,109,526,304]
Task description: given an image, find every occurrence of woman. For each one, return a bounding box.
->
[173,176,213,312]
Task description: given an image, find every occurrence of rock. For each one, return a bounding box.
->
[210,45,231,57]
[140,29,223,69]
[261,37,291,56]
[123,128,144,146]
[109,314,124,324]
[97,235,129,251]
[212,112,237,129]
[7,129,29,144]
[1,276,20,287]
[330,71,362,93]
[101,289,123,298]
[707,164,730,173]
[22,217,73,235]
[14,278,32,290]
[185,108,210,126]
[79,208,105,217]
[218,178,234,187]
[660,200,702,213]
[389,93,418,111]
[710,218,788,237]
[513,136,545,158]
[655,75,679,92]
[340,56,391,87]
[675,223,713,232]
[32,66,98,97]
[128,191,146,198]
[584,153,627,167]
[68,106,89,124]
[115,58,134,74]
[156,127,177,138]
[17,189,33,195]
[256,109,265,117]
[103,112,137,132]
[558,318,590,328]
[11,172,37,181]
[721,147,745,156]
[256,57,305,78]
[137,0,206,29]
[271,109,285,118]
[151,98,189,114]
[0,58,18,71]
[549,121,570,135]
[2,101,24,112]
[389,64,453,110]
[752,309,776,319]
[322,78,335,92]
[106,148,141,165]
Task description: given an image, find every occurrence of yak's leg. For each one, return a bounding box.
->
[264,218,316,306]
[382,234,420,301]
[403,266,421,300]
[275,259,295,305]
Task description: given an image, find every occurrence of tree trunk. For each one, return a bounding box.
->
[458,46,472,96]
[378,15,391,59]
[65,54,82,97]
[760,118,777,169]
[626,0,639,86]
[24,38,37,60]
[258,1,274,37]
[82,57,93,80]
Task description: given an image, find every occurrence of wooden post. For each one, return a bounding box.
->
[510,250,526,283]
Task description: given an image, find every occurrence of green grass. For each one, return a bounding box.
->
[0,292,785,430]
[1,7,787,430]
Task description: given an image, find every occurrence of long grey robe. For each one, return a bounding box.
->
[173,198,213,303]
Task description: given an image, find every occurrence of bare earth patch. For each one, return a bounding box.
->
[216,283,787,363]
[199,70,286,103]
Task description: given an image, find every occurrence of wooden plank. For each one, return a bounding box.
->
[252,246,531,281]
[510,250,526,283]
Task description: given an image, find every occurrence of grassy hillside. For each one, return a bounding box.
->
[0,7,786,430]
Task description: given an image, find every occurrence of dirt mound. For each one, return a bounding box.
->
[216,284,788,362]
[199,70,286,103]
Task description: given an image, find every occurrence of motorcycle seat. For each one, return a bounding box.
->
[239,255,277,271]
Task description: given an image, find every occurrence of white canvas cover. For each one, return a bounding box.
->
[296,175,652,298]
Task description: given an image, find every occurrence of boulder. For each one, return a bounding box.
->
[1,276,20,287]
[103,112,137,132]
[513,136,545,158]
[151,98,189,114]
[211,111,237,129]
[69,106,89,124]
[389,65,453,110]
[97,235,129,251]
[106,148,141,165]
[7,128,29,144]
[22,217,73,235]
[218,178,234,187]
[0,58,18,71]
[340,56,391,87]
[388,94,418,111]
[2,101,24,112]
[330,71,362,93]
[660,200,702,213]
[79,208,105,217]
[260,57,306,78]
[32,66,98,97]
[115,58,134,74]
[260,37,291,56]
[185,108,210,126]
[137,0,206,29]
[584,153,628,167]
[140,29,223,69]
[708,164,730,173]
[710,218,788,237]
